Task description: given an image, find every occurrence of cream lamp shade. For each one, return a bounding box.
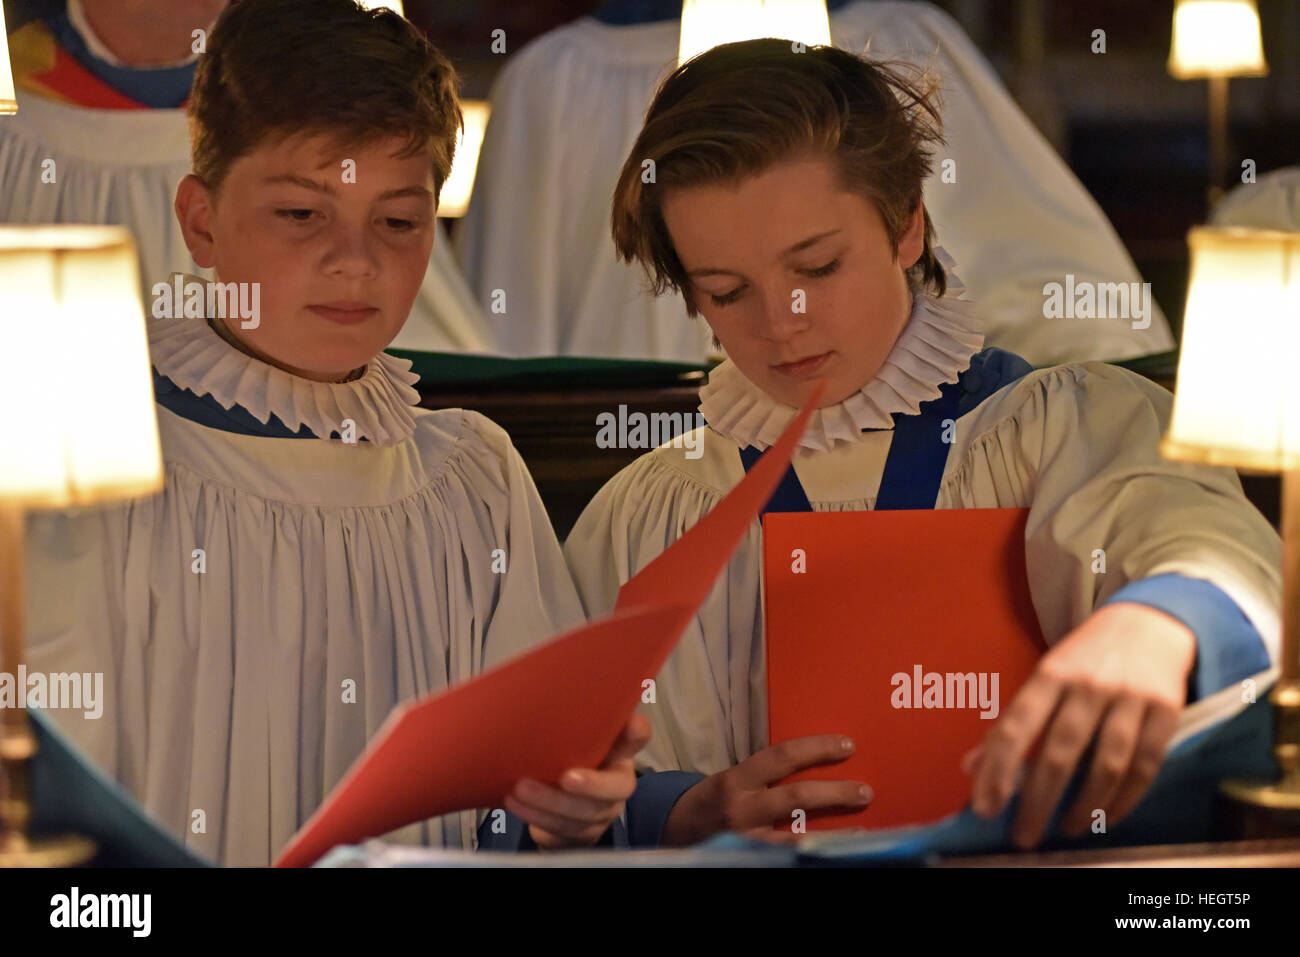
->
[1168,0,1268,79]
[1162,227,1300,471]
[357,0,404,15]
[437,99,489,219]
[0,226,163,507]
[679,0,831,66]
[1,1,17,115]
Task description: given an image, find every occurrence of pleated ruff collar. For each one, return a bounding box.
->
[698,253,985,452]
[147,310,423,447]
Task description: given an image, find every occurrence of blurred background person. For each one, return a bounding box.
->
[454,0,1178,364]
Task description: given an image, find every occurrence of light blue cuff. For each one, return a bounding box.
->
[1100,572,1270,702]
[626,770,707,847]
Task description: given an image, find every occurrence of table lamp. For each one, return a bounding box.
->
[1,1,18,116]
[679,0,831,66]
[1167,0,1268,207]
[0,226,163,867]
[1161,226,1300,836]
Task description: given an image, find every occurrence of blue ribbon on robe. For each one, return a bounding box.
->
[738,346,1033,513]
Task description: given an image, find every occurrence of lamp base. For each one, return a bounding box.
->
[0,831,97,868]
[1212,773,1300,840]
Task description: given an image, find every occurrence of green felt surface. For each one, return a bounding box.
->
[388,349,714,390]
[390,347,1178,391]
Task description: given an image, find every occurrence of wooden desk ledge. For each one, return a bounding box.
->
[936,837,1300,867]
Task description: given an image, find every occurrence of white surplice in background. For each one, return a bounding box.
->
[456,1,1176,364]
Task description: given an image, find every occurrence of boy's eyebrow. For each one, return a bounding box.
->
[263,174,335,193]
[377,186,434,200]
[261,175,432,202]
[686,229,843,278]
[780,228,841,257]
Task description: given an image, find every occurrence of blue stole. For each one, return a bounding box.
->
[738,347,1033,513]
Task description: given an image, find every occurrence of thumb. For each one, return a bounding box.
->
[601,712,652,768]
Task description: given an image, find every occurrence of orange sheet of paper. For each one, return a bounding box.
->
[275,383,825,867]
[763,507,1046,831]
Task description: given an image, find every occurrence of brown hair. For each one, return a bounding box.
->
[612,39,946,317]
[188,0,462,201]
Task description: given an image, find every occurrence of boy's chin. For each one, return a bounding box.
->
[758,372,859,410]
[261,343,381,381]
[291,330,398,379]
[296,353,377,380]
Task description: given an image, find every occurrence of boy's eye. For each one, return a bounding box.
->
[276,208,318,223]
[382,217,417,231]
[802,258,841,278]
[709,286,745,307]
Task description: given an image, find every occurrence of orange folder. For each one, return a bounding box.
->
[763,508,1046,831]
[275,384,826,867]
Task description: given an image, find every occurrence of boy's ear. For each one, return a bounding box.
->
[896,201,926,272]
[174,174,218,269]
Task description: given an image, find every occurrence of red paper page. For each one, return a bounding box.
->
[763,508,1046,831]
[276,604,690,868]
[275,382,825,867]
[616,380,825,614]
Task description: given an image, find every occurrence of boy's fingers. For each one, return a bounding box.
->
[601,713,652,768]
[972,671,1064,818]
[740,734,855,786]
[559,766,637,802]
[1105,704,1179,826]
[514,778,616,824]
[742,826,802,845]
[1061,697,1145,834]
[1010,686,1108,849]
[752,779,872,828]
[504,795,600,844]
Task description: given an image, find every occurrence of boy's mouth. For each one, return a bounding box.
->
[309,302,380,326]
[772,351,832,378]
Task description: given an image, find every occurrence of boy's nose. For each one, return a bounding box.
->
[755,288,811,341]
[322,227,380,279]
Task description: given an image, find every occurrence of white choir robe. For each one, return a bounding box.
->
[0,92,496,354]
[22,316,576,866]
[564,348,1280,784]
[455,0,1174,364]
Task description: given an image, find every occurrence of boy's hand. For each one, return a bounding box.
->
[966,602,1196,849]
[661,735,872,846]
[504,713,651,850]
